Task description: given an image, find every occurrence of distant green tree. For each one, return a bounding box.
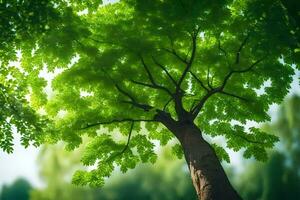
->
[0,178,32,200]
[235,95,300,200]
[2,0,300,199]
[30,142,95,200]
[31,143,196,200]
[95,148,197,200]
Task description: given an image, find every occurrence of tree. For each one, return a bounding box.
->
[10,0,299,199]
[0,178,32,200]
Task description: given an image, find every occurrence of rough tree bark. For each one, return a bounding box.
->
[177,123,242,200]
[156,110,242,200]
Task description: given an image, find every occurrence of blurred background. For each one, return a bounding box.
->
[1,81,300,199]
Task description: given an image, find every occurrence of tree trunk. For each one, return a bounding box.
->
[176,124,242,200]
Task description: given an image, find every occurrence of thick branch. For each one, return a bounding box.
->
[154,109,180,136]
[81,118,157,130]
[191,88,219,118]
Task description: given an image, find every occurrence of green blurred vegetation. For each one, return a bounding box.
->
[235,95,300,200]
[1,95,300,199]
[30,142,196,200]
[0,178,32,200]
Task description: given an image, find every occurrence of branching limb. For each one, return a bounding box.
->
[163,97,173,111]
[219,91,249,102]
[206,67,213,89]
[189,71,209,92]
[191,57,265,120]
[162,47,188,64]
[176,27,200,94]
[115,84,153,111]
[235,133,267,145]
[191,88,219,118]
[221,56,266,90]
[81,118,157,130]
[137,56,173,96]
[235,34,250,64]
[163,34,188,64]
[218,39,231,67]
[106,121,135,162]
[152,56,177,86]
[121,100,153,111]
[130,80,173,96]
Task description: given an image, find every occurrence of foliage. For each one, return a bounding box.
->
[31,142,196,200]
[0,0,60,153]
[235,95,300,200]
[2,0,298,186]
[30,142,94,200]
[0,178,32,200]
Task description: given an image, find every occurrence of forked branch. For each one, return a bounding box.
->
[152,56,177,86]
[115,84,153,111]
[189,71,209,92]
[106,121,135,162]
[136,56,173,96]
[235,34,250,64]
[191,57,265,119]
[176,27,201,94]
[81,118,157,130]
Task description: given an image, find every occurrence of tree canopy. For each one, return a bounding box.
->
[1,0,299,189]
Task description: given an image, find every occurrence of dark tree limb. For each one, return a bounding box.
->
[115,84,135,103]
[176,27,200,94]
[218,39,231,67]
[81,118,157,130]
[162,47,188,64]
[115,84,153,111]
[219,91,249,102]
[206,67,213,89]
[235,34,250,64]
[130,80,173,96]
[221,56,266,90]
[152,56,177,86]
[191,57,265,120]
[121,100,153,111]
[235,133,267,145]
[106,121,135,162]
[163,35,189,64]
[189,71,209,92]
[163,97,173,111]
